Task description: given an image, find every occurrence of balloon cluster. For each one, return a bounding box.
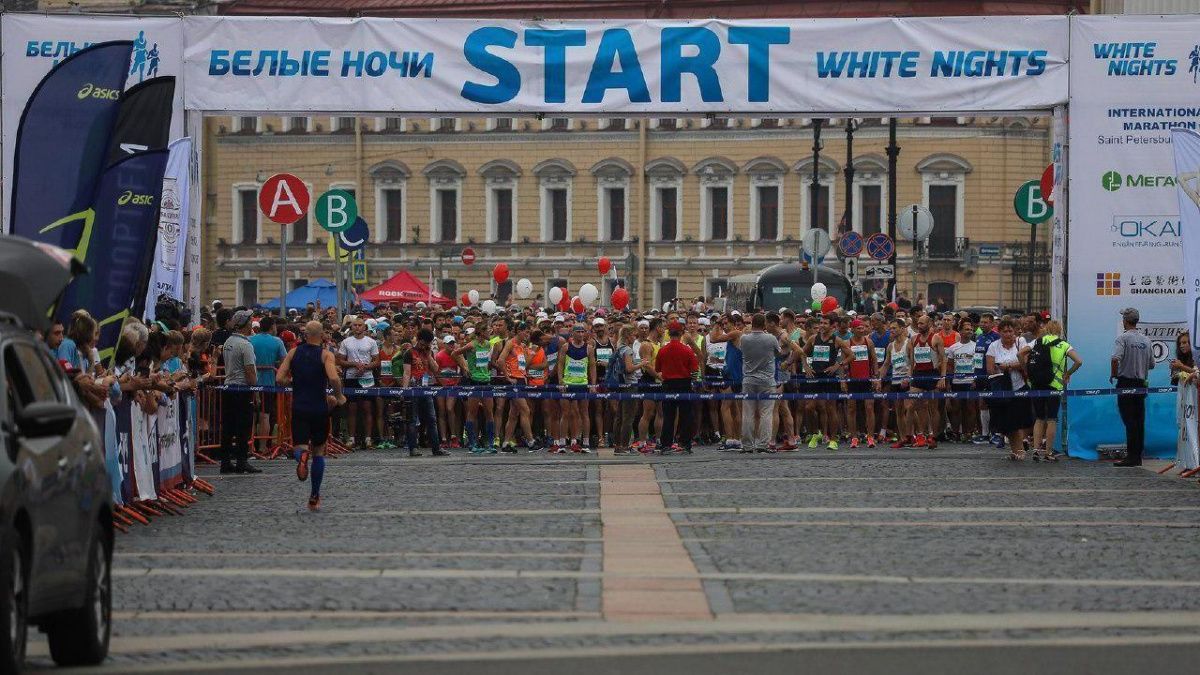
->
[810,282,839,315]
[464,256,629,312]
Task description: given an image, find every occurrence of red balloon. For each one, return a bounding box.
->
[821,296,839,314]
[558,294,571,311]
[461,293,472,306]
[493,263,510,284]
[571,296,586,314]
[598,257,612,275]
[611,287,630,311]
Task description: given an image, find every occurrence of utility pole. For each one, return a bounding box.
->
[810,118,824,286]
[885,118,900,301]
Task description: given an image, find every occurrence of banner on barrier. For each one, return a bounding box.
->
[1065,16,1195,458]
[180,15,1069,114]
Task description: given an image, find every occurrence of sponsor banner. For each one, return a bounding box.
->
[180,15,1069,114]
[1066,16,1200,457]
[0,13,184,233]
[8,41,131,244]
[105,76,175,165]
[1050,105,1066,321]
[1177,381,1199,470]
[1174,129,1200,364]
[145,138,192,319]
[56,149,169,360]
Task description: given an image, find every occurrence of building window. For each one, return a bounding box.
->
[494,188,514,242]
[708,186,729,240]
[436,117,457,132]
[707,117,729,129]
[290,211,308,244]
[858,184,883,237]
[546,188,569,241]
[656,278,678,309]
[237,188,259,243]
[657,118,677,130]
[439,279,458,300]
[706,278,729,301]
[927,184,959,256]
[382,117,404,133]
[382,188,404,242]
[289,278,309,292]
[549,117,569,131]
[801,182,835,232]
[658,187,678,241]
[237,116,257,134]
[755,185,780,240]
[605,118,627,131]
[237,278,258,307]
[437,188,457,242]
[603,187,626,241]
[334,116,355,133]
[759,118,780,128]
[287,117,309,133]
[492,117,513,131]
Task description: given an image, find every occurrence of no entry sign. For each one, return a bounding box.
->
[258,173,309,225]
[461,248,476,265]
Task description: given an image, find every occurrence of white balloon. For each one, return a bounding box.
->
[468,289,480,305]
[579,283,599,306]
[548,286,564,305]
[516,278,533,299]
[481,299,498,315]
[663,301,672,312]
[811,282,828,302]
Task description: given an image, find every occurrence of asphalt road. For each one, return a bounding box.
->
[24,444,1200,674]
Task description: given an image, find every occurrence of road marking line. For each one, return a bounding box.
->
[68,611,1200,657]
[657,476,1177,482]
[328,505,1200,517]
[599,464,712,621]
[115,551,595,560]
[675,519,1200,529]
[670,488,1199,495]
[115,567,1200,588]
[112,610,601,621]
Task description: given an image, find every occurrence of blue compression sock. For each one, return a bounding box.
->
[485,421,495,447]
[311,456,325,498]
[465,421,477,447]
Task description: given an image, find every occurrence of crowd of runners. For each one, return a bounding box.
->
[179,297,1087,465]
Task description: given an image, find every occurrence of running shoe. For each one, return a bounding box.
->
[469,445,487,455]
[637,444,656,455]
[807,433,820,449]
[613,448,631,455]
[912,435,927,448]
[307,496,321,512]
[866,435,877,449]
[493,437,501,449]
[675,445,693,455]
[549,442,566,455]
[992,434,1007,449]
[570,439,582,453]
[449,436,462,449]
[501,442,518,454]
[579,445,593,454]
[827,439,839,451]
[890,437,911,449]
[926,436,938,450]
[850,436,860,449]
[970,434,990,445]
[296,450,309,482]
[778,438,797,451]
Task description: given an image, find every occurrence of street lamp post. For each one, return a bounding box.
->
[886,118,900,302]
[810,118,824,286]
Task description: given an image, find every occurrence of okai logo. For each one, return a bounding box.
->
[77,83,120,101]
[1101,170,1177,191]
[117,190,154,206]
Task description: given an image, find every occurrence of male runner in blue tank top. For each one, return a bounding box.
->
[277,321,346,512]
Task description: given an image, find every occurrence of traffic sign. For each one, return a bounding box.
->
[801,228,832,260]
[978,244,1002,258]
[351,260,368,285]
[314,189,358,233]
[838,231,864,258]
[1040,164,1055,206]
[863,264,895,280]
[1014,179,1052,225]
[843,257,859,282]
[461,248,476,266]
[258,173,309,225]
[865,232,894,261]
[898,204,934,241]
[338,217,369,252]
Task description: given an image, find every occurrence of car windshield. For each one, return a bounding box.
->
[759,282,850,312]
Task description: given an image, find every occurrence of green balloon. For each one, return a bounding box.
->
[811,299,821,311]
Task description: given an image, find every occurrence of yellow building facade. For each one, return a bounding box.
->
[203,115,1051,312]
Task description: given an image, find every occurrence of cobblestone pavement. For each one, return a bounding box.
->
[24,444,1200,673]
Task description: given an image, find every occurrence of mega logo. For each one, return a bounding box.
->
[77,83,121,101]
[1100,170,1177,191]
[117,190,155,206]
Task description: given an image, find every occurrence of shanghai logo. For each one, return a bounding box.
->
[1096,272,1121,296]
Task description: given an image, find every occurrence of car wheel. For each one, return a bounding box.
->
[46,529,111,667]
[0,525,29,675]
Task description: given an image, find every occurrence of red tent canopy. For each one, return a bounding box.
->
[360,270,455,308]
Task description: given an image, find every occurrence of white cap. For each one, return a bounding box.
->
[805,309,813,315]
[592,318,606,326]
[416,301,427,309]
[637,320,650,328]
[466,327,476,335]
[699,317,710,326]
[553,313,565,323]
[847,310,857,317]
[730,310,742,317]
[366,318,378,329]
[443,335,456,344]
[251,321,260,329]
[536,312,549,322]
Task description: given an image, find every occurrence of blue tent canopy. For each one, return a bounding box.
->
[260,279,374,311]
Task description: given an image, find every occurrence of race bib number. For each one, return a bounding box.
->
[380,361,392,377]
[475,349,491,369]
[566,359,587,379]
[813,345,831,362]
[874,347,886,363]
[891,351,908,369]
[358,373,375,388]
[851,345,869,362]
[973,353,984,371]
[914,346,933,364]
[955,355,975,374]
[517,352,527,369]
[596,348,613,365]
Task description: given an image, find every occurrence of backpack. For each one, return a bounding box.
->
[1026,336,1063,388]
[605,346,629,387]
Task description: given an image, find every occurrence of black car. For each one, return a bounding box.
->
[0,236,112,673]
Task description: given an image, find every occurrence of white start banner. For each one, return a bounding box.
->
[179,15,1070,114]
